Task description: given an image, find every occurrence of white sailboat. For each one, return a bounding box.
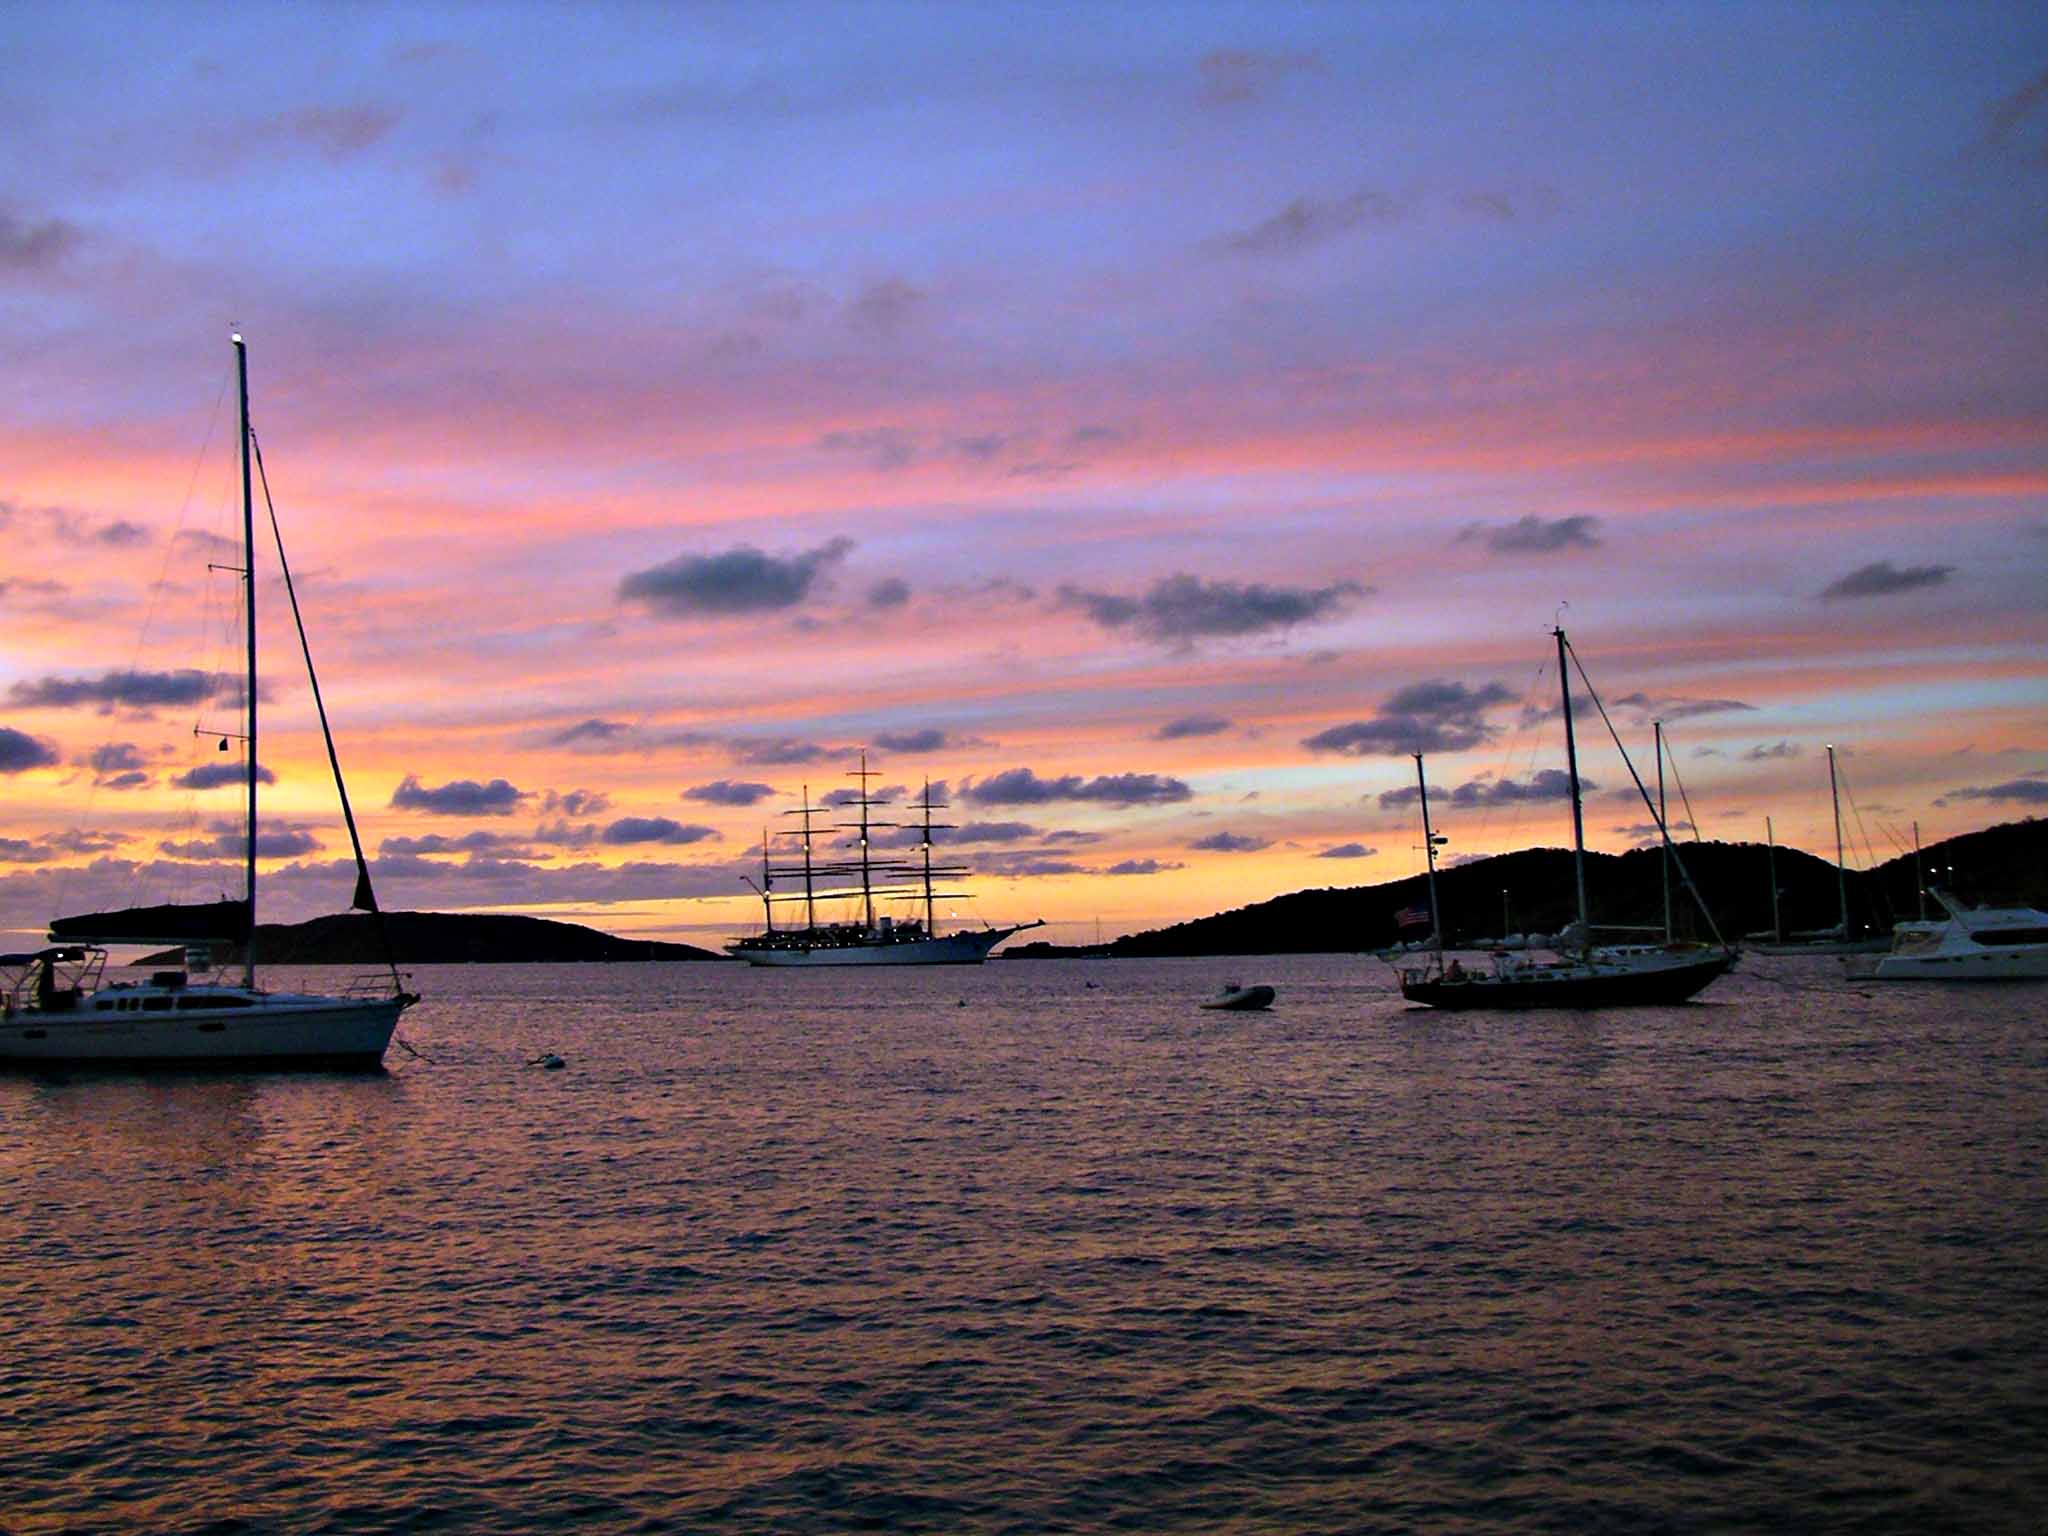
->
[1,336,417,1067]
[726,755,1042,966]
[1395,626,1735,1010]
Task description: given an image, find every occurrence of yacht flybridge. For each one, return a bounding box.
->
[1,336,416,1067]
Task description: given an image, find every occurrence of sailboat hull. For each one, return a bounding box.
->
[0,994,407,1067]
[728,927,1025,967]
[1747,937,1889,956]
[1399,951,1734,1010]
[15,340,420,1073]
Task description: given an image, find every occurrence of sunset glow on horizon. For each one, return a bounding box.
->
[2,5,2044,945]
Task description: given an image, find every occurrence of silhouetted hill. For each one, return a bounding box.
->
[1006,818,2046,959]
[1865,818,2048,916]
[143,910,724,965]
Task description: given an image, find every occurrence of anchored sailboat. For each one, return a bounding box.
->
[1747,744,1889,954]
[1,335,417,1066]
[726,753,1042,966]
[1395,626,1735,1010]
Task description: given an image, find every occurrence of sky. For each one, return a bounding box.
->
[2,2,2044,946]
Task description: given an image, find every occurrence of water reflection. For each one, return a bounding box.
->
[1,959,2043,1533]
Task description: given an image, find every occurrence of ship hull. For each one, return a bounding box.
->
[728,927,1024,967]
[0,995,407,1067]
[1870,949,2048,981]
[1400,952,1733,1010]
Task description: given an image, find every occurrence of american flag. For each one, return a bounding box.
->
[1393,905,1432,930]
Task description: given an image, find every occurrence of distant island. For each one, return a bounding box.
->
[1005,817,2047,960]
[124,818,2041,965]
[139,910,725,966]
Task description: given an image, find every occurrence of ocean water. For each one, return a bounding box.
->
[3,955,2044,1534]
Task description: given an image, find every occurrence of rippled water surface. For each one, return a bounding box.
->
[4,956,2045,1533]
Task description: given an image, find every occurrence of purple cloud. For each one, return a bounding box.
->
[1104,858,1183,875]
[1190,831,1270,852]
[390,774,527,815]
[684,779,777,806]
[1062,573,1364,644]
[620,539,853,617]
[0,207,82,270]
[0,727,60,773]
[1216,190,1402,255]
[1307,679,1515,757]
[1819,560,1954,601]
[1459,515,1602,554]
[9,669,227,710]
[1937,776,2048,806]
[173,760,275,790]
[963,767,1192,807]
[601,817,719,845]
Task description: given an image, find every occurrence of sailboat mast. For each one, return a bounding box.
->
[235,333,257,987]
[922,777,935,935]
[1555,627,1590,946]
[1827,744,1849,936]
[1765,816,1783,944]
[1413,754,1443,959]
[1913,819,1926,920]
[1656,719,1671,943]
[858,750,874,931]
[800,786,817,931]
[761,829,774,934]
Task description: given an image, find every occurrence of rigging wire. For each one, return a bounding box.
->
[1562,637,1731,950]
[1663,732,1705,844]
[1450,648,1555,870]
[48,365,236,928]
[1872,816,1915,860]
[1834,758,1896,924]
[250,428,413,1002]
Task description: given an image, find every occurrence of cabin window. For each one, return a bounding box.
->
[1976,928,2048,947]
[142,996,173,1011]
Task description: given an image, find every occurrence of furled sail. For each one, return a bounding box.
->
[49,899,252,945]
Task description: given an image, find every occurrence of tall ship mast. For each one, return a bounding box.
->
[726,751,1043,966]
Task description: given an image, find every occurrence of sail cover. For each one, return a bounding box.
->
[49,899,252,945]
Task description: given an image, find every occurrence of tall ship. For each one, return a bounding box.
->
[1,335,417,1066]
[726,754,1043,966]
